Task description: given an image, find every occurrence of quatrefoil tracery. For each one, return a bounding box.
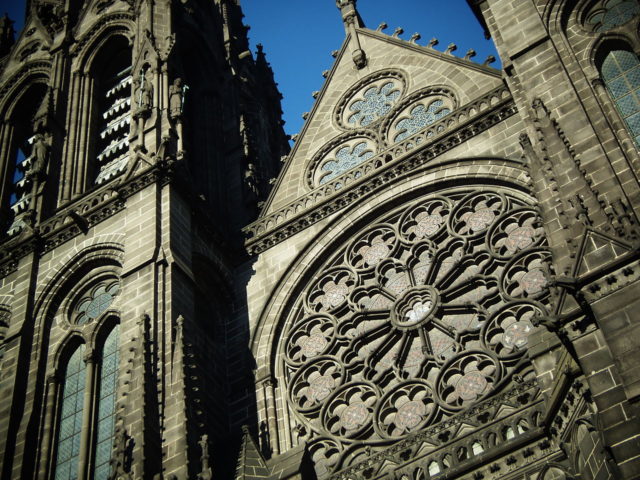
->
[282,190,551,475]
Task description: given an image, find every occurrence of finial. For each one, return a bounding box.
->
[464,49,476,60]
[377,22,388,32]
[483,55,496,66]
[427,38,439,49]
[445,43,457,55]
[336,0,363,30]
[392,27,404,38]
[336,0,367,68]
[409,33,421,44]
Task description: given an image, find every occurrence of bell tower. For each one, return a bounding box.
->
[0,0,288,479]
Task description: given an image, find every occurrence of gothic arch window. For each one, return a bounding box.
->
[308,134,378,187]
[586,0,640,32]
[54,343,87,480]
[89,37,132,186]
[599,47,640,146]
[387,94,454,144]
[0,82,47,234]
[52,323,120,480]
[335,70,407,130]
[280,188,551,476]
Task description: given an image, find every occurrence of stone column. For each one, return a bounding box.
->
[78,349,97,480]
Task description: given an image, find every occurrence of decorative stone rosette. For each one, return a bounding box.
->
[281,189,551,477]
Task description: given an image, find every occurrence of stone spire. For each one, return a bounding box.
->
[0,13,15,57]
[335,0,367,69]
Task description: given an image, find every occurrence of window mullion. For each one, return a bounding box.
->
[78,349,98,480]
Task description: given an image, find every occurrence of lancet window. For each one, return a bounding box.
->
[94,64,132,185]
[601,49,640,146]
[52,324,120,480]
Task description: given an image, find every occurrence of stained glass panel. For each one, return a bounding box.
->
[54,345,86,480]
[393,99,451,143]
[318,141,375,185]
[93,325,119,480]
[347,82,401,127]
[75,281,119,325]
[602,50,640,146]
[587,0,640,31]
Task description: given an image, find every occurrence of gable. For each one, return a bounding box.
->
[262,26,503,216]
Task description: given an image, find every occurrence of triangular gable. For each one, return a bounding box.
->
[261,25,502,218]
[571,228,634,278]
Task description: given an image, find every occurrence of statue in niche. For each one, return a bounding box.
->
[169,78,187,119]
[28,133,48,178]
[137,69,153,113]
[244,162,260,205]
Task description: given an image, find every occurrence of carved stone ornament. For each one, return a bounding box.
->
[281,189,551,477]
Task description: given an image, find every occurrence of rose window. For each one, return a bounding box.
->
[74,281,119,325]
[282,190,551,477]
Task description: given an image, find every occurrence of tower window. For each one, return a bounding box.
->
[94,65,132,185]
[601,49,640,146]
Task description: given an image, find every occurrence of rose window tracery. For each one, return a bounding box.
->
[282,190,550,477]
[73,281,119,325]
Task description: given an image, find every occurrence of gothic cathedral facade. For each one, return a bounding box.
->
[0,1,639,480]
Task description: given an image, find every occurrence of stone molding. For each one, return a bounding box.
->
[244,85,516,255]
[0,160,170,279]
[329,380,543,480]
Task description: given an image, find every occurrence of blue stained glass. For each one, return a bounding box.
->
[590,0,639,31]
[54,345,86,480]
[93,325,120,480]
[319,142,375,185]
[602,50,640,146]
[347,81,401,126]
[394,99,452,143]
[601,1,640,30]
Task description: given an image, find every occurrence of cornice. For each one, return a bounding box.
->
[243,85,516,255]
[0,161,170,279]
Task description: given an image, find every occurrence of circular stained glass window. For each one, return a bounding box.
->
[74,281,119,325]
[281,189,551,477]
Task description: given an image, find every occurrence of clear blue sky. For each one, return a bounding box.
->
[0,0,498,137]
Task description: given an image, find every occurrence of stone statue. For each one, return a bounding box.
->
[28,133,48,178]
[169,78,185,119]
[244,163,259,205]
[137,72,153,112]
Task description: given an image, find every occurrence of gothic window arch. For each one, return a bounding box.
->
[0,81,47,234]
[88,36,132,186]
[51,321,121,480]
[598,45,640,146]
[586,0,640,33]
[279,187,551,477]
[66,32,132,199]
